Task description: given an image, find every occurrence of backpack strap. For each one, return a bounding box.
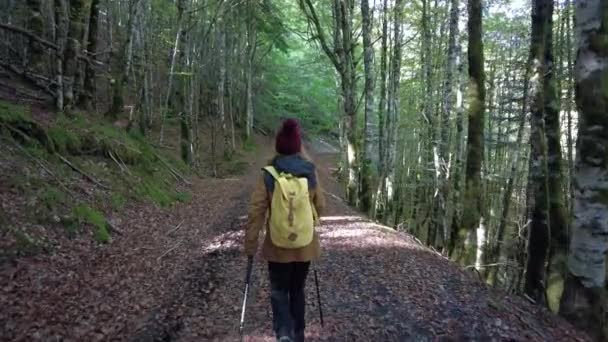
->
[262,166,280,180]
[263,166,290,198]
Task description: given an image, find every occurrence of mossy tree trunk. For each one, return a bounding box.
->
[453,0,485,267]
[559,0,608,339]
[543,0,568,311]
[523,0,551,305]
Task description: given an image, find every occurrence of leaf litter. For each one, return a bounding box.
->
[1,143,590,341]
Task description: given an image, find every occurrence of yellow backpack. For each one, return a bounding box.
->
[263,166,319,249]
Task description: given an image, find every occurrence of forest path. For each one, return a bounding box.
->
[1,137,587,342]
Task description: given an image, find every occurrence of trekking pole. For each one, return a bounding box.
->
[239,256,254,342]
[313,262,324,327]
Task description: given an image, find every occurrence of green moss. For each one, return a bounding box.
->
[48,126,81,154]
[0,101,31,123]
[93,225,110,244]
[547,273,565,313]
[39,186,67,211]
[135,180,174,207]
[110,193,127,210]
[71,204,110,243]
[174,191,192,203]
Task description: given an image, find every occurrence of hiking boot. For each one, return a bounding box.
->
[277,336,292,342]
[293,330,305,342]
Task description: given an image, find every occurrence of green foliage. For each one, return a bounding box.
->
[255,3,338,137]
[0,101,31,123]
[135,180,174,207]
[94,224,110,244]
[48,126,81,154]
[39,186,68,211]
[174,191,192,203]
[110,193,127,210]
[71,204,109,243]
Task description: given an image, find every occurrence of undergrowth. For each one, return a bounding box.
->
[0,100,192,250]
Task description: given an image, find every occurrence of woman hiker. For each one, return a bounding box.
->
[244,119,326,342]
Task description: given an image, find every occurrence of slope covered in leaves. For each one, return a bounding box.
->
[1,138,588,341]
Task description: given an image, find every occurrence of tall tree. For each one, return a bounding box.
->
[384,0,404,220]
[360,0,375,213]
[245,0,257,140]
[452,0,485,267]
[524,0,551,304]
[108,0,140,118]
[78,0,100,110]
[374,0,389,218]
[174,0,192,164]
[543,0,568,310]
[559,0,608,339]
[299,0,359,204]
[26,0,45,73]
[62,0,86,111]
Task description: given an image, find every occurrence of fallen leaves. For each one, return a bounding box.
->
[0,145,591,342]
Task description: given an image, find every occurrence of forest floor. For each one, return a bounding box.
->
[1,135,590,342]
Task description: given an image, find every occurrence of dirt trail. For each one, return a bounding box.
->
[1,139,588,342]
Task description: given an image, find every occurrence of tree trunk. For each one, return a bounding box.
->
[53,0,67,111]
[174,0,191,165]
[159,0,185,144]
[453,0,485,267]
[338,0,358,205]
[524,0,551,304]
[384,0,404,214]
[218,15,231,159]
[245,0,257,140]
[435,0,459,250]
[448,48,466,255]
[564,0,575,229]
[422,0,437,246]
[543,0,568,311]
[559,1,608,339]
[108,0,139,119]
[78,0,100,111]
[360,0,375,213]
[374,0,389,218]
[62,0,86,112]
[26,0,45,73]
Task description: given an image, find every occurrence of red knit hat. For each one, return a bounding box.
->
[275,119,302,155]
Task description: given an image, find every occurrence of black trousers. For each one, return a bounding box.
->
[268,261,310,340]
